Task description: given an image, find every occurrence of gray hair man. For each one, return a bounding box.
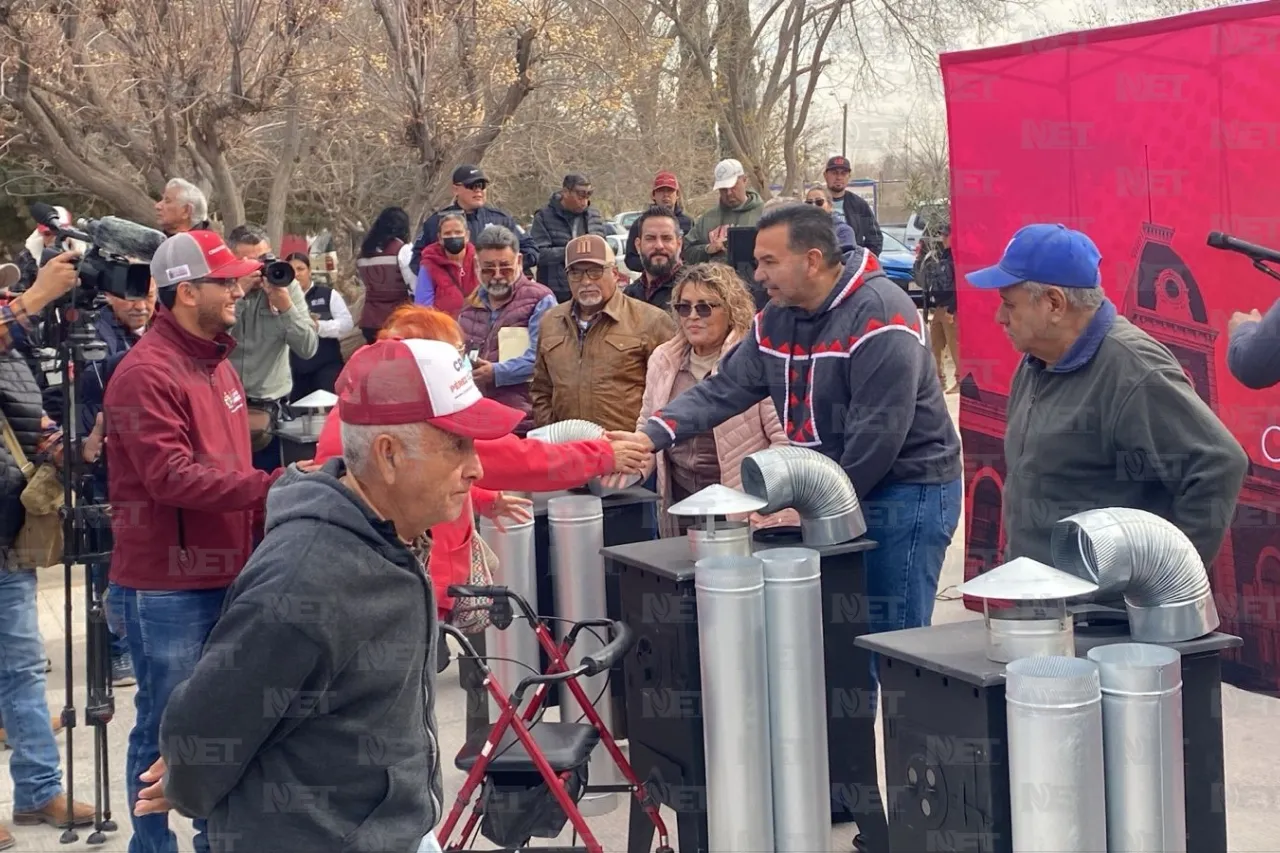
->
[155,178,210,235]
[966,223,1247,568]
[457,225,556,435]
[138,337,524,853]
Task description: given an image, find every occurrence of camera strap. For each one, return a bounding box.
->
[0,411,36,480]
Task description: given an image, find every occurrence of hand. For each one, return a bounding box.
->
[480,492,533,531]
[134,757,172,816]
[310,313,320,329]
[265,283,293,312]
[707,226,728,255]
[605,433,651,474]
[82,413,106,464]
[1229,309,1263,336]
[472,359,495,388]
[23,252,80,311]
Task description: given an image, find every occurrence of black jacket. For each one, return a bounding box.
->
[914,244,956,313]
[624,206,694,274]
[160,459,442,853]
[836,193,883,256]
[531,193,608,303]
[411,204,537,274]
[0,351,46,555]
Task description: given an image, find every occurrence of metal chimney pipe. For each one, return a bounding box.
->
[478,515,540,720]
[547,495,617,816]
[1086,644,1186,853]
[695,555,776,853]
[1005,656,1108,853]
[757,548,829,853]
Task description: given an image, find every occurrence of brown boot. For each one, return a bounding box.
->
[0,824,13,851]
[12,793,94,829]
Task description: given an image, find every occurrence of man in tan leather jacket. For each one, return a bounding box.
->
[530,235,675,432]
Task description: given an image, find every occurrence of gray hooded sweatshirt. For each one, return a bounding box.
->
[160,458,442,853]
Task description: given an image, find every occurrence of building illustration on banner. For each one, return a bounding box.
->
[960,221,1280,690]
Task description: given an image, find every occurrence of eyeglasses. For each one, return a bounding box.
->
[570,188,594,199]
[674,301,722,319]
[463,181,489,191]
[480,264,519,278]
[805,199,827,206]
[567,267,607,282]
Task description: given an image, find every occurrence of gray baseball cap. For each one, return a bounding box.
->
[150,230,261,288]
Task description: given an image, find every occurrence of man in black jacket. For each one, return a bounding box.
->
[824,156,883,255]
[625,171,694,273]
[137,338,524,853]
[914,224,959,392]
[410,165,538,275]
[531,174,609,303]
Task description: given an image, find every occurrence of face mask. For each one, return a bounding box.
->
[442,237,466,255]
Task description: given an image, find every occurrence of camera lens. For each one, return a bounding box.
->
[263,260,296,287]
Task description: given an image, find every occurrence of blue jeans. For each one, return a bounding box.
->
[862,479,963,636]
[0,571,64,812]
[115,585,227,853]
[89,562,129,662]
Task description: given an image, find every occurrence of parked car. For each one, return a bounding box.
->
[900,199,949,251]
[605,234,636,283]
[612,210,644,232]
[877,232,923,309]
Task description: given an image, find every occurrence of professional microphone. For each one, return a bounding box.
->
[0,263,20,292]
[1207,231,1280,264]
[77,216,167,261]
[29,201,92,243]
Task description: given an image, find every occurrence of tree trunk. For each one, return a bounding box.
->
[266,90,308,249]
[193,122,246,230]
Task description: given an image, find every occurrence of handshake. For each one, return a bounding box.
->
[600,430,656,490]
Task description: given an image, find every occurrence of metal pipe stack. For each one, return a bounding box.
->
[1005,656,1108,853]
[695,555,776,852]
[757,548,830,853]
[478,515,540,720]
[546,495,617,816]
[1087,644,1186,853]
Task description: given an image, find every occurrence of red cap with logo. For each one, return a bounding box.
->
[150,230,263,287]
[653,171,680,192]
[336,338,523,440]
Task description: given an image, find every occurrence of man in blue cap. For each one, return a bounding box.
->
[966,223,1247,568]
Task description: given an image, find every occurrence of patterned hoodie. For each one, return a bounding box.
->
[640,248,962,498]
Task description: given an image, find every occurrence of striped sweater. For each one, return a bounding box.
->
[640,249,962,498]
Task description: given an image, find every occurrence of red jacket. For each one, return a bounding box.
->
[313,409,614,613]
[419,242,478,317]
[105,308,283,590]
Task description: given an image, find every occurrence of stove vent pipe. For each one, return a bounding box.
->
[1050,508,1219,643]
[740,446,865,546]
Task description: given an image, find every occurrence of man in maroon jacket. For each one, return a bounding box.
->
[104,229,283,853]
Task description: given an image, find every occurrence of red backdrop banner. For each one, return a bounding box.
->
[943,1,1280,689]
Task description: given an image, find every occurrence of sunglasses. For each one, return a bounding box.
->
[463,181,489,191]
[570,188,594,199]
[674,301,722,319]
[805,198,827,206]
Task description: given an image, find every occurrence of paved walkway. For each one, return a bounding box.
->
[4,393,1277,851]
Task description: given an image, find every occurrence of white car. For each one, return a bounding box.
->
[605,234,636,282]
[612,211,644,233]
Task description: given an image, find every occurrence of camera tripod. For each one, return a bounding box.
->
[46,302,120,845]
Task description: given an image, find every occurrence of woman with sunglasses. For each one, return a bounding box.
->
[630,263,797,535]
[805,187,858,253]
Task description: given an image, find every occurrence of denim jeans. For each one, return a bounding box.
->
[0,571,63,812]
[89,562,129,662]
[862,479,963,636]
[114,584,227,853]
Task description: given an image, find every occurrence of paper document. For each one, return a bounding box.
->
[498,327,531,362]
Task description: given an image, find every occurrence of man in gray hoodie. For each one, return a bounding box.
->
[134,338,524,853]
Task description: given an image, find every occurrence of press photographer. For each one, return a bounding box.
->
[1209,230,1280,389]
[224,224,318,471]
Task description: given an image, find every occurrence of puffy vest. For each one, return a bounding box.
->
[291,285,343,376]
[356,239,409,331]
[0,352,46,550]
[457,277,553,435]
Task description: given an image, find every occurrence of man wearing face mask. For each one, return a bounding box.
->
[457,226,556,435]
[531,235,675,432]
[531,173,609,303]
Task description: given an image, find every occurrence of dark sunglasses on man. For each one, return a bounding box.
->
[464,180,489,191]
[674,300,721,319]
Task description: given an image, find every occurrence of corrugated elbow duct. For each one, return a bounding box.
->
[1050,508,1219,643]
[527,420,640,493]
[740,446,865,546]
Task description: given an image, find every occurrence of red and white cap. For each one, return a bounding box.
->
[336,338,523,440]
[150,230,262,287]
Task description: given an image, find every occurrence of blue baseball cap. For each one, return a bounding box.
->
[965,224,1102,290]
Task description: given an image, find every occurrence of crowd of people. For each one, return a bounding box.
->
[0,153,1273,853]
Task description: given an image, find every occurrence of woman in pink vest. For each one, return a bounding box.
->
[355,207,415,342]
[416,212,479,317]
